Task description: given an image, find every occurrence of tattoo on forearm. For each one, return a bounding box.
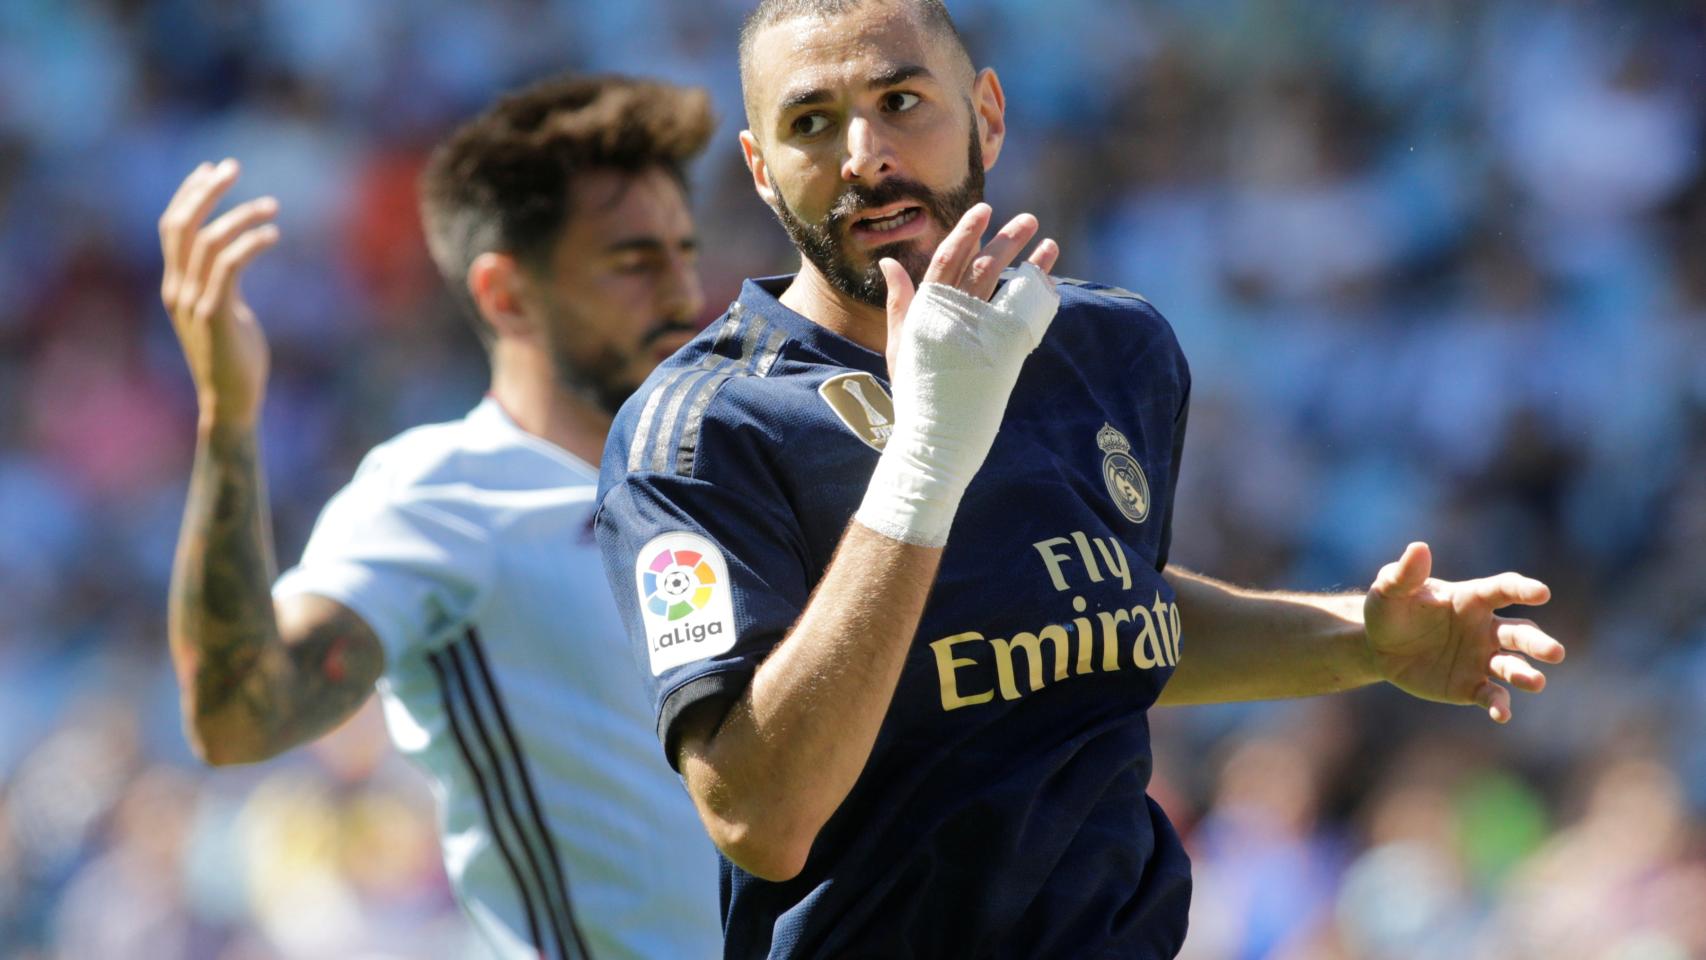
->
[169,425,380,759]
[172,425,276,712]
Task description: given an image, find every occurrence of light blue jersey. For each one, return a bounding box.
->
[275,397,721,960]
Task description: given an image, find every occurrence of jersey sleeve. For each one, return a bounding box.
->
[273,452,496,662]
[1058,277,1193,572]
[596,462,811,771]
[1154,376,1189,572]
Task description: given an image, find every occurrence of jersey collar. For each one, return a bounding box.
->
[735,275,890,379]
[468,396,601,481]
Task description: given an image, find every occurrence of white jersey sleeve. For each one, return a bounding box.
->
[273,439,496,660]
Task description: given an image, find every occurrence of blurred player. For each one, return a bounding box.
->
[593,2,1568,957]
[159,75,722,959]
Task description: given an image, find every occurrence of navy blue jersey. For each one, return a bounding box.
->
[595,274,1193,959]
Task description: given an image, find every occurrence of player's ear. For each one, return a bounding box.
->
[972,68,1006,171]
[467,252,534,341]
[740,130,779,207]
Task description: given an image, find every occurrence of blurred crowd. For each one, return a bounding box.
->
[2,0,1703,957]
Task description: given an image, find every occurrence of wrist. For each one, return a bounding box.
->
[197,407,260,440]
[854,439,970,547]
[197,396,260,435]
[1346,596,1383,687]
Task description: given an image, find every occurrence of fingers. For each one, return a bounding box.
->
[1489,652,1546,693]
[196,224,281,325]
[159,161,215,280]
[180,196,279,319]
[880,257,914,380]
[1027,238,1060,276]
[1496,618,1566,664]
[160,162,213,304]
[880,257,914,332]
[160,159,240,303]
[924,203,991,287]
[1471,572,1551,609]
[919,203,1059,304]
[1373,541,1432,598]
[1473,680,1512,724]
[964,213,1039,301]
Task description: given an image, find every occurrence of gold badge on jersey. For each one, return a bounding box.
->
[818,372,895,451]
[1098,423,1150,524]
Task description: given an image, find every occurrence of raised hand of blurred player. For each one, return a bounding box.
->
[1364,541,1566,724]
[158,159,280,428]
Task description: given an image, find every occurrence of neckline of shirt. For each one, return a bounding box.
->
[468,396,601,482]
[736,275,890,378]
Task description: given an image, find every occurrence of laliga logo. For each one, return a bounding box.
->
[643,547,717,621]
[637,532,736,673]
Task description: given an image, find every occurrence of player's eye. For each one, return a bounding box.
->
[882,91,921,113]
[612,254,657,274]
[792,114,831,137]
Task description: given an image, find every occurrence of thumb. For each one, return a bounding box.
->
[1374,541,1433,597]
[881,257,914,332]
[880,258,914,377]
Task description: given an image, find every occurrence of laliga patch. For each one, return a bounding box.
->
[818,371,895,451]
[636,531,737,675]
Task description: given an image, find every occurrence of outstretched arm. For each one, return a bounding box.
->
[1156,567,1378,704]
[161,160,384,765]
[1158,542,1565,723]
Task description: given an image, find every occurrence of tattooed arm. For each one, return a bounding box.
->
[160,160,384,765]
[169,424,385,764]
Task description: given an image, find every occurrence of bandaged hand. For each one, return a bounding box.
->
[855,205,1061,547]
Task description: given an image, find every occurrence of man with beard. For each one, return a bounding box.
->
[595,1,1566,956]
[159,75,722,959]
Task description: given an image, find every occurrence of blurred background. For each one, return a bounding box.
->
[1,0,1703,957]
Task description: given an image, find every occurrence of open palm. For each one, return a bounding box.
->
[1364,542,1565,723]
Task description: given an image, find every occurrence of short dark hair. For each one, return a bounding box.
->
[737,0,972,125]
[419,74,715,342]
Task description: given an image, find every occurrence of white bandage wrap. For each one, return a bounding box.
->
[855,263,1060,546]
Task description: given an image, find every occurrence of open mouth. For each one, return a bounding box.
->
[849,204,927,245]
[856,206,921,233]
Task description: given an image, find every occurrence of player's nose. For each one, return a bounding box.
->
[659,253,704,324]
[840,115,895,183]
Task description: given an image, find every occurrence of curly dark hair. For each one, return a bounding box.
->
[419,74,715,342]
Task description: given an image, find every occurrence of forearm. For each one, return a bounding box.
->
[682,522,941,879]
[169,419,285,755]
[1156,566,1379,706]
[168,421,375,763]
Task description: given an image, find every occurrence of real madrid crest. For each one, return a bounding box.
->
[1097,423,1150,524]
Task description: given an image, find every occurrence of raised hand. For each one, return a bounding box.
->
[854,203,1062,548]
[158,159,280,428]
[1364,542,1566,723]
[877,202,1058,377]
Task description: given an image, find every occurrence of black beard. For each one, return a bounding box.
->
[771,130,985,307]
[537,295,696,416]
[552,343,638,416]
